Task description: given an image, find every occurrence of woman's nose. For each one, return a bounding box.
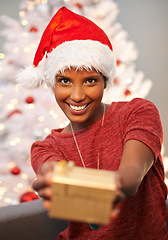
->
[70,86,85,102]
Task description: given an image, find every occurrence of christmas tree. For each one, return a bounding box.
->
[0,0,165,207]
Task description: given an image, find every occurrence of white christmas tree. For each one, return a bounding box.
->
[0,0,163,207]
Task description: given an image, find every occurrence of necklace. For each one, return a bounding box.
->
[70,104,105,230]
[70,103,105,169]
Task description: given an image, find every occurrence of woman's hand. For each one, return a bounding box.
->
[110,139,154,218]
[32,161,57,209]
[110,173,125,218]
[33,161,125,220]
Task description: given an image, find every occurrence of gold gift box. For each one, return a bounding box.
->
[49,161,116,225]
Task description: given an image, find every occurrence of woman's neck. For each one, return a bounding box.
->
[62,103,110,133]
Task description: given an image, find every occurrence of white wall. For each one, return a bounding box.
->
[0,0,168,154]
[116,0,168,155]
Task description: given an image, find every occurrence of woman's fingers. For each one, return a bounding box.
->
[32,161,57,191]
[31,162,57,204]
[112,190,125,208]
[43,199,51,210]
[110,173,125,219]
[110,192,124,219]
[110,208,120,218]
[32,172,52,191]
[37,186,52,199]
[39,161,56,175]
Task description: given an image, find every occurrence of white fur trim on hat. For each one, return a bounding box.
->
[16,40,116,89]
[44,40,116,90]
[16,65,45,89]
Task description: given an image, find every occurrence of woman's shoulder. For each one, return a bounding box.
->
[109,97,157,112]
[127,97,157,108]
[105,98,159,123]
[124,97,159,116]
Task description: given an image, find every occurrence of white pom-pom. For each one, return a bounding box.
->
[16,65,45,89]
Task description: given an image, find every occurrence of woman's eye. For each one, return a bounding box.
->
[60,79,71,84]
[85,79,96,84]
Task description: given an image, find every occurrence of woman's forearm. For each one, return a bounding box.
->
[118,166,144,197]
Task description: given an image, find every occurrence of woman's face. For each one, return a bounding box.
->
[54,68,105,128]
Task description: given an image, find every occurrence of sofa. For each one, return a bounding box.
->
[0,199,68,240]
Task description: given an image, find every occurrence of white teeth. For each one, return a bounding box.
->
[70,104,87,111]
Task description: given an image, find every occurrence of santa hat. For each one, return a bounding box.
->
[17,7,116,90]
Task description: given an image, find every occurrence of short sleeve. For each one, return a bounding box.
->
[31,134,65,174]
[120,98,163,163]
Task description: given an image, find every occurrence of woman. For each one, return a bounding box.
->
[17,7,168,240]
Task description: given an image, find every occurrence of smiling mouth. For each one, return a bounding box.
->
[68,103,89,111]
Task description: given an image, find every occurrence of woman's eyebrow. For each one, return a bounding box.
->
[84,75,101,79]
[56,75,70,79]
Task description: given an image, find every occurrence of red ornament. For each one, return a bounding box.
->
[7,109,22,118]
[22,8,28,14]
[116,59,121,66]
[8,60,14,65]
[124,89,131,96]
[75,3,83,9]
[20,192,39,203]
[29,26,38,32]
[113,78,118,85]
[11,166,21,175]
[26,96,34,104]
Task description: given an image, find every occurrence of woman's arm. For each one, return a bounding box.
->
[118,139,154,197]
[32,161,56,209]
[32,139,154,215]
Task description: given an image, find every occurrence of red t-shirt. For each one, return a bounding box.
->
[31,98,168,239]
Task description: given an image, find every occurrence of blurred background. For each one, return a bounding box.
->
[0,0,167,206]
[1,0,168,151]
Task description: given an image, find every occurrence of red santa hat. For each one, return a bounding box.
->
[17,7,116,89]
